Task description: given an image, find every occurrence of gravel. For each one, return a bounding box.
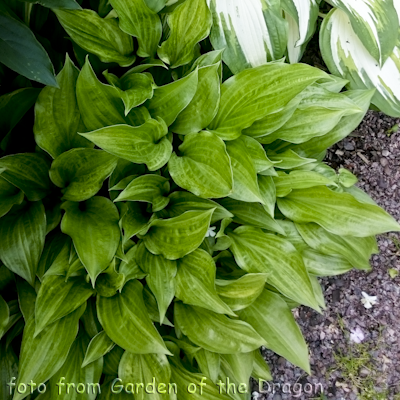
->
[252,111,400,400]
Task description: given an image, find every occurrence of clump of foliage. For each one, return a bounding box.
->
[0,1,400,400]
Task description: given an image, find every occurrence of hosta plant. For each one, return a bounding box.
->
[1,2,400,400]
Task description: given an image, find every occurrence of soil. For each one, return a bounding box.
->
[252,111,400,400]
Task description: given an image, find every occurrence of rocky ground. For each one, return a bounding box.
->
[253,111,400,400]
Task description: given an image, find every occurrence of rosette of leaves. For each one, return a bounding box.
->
[0,2,400,400]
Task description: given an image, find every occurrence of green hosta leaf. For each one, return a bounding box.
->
[119,352,172,400]
[0,153,51,201]
[103,71,155,115]
[0,176,23,218]
[143,286,174,327]
[80,298,102,339]
[228,226,319,310]
[120,202,152,243]
[158,192,233,224]
[252,350,272,381]
[82,330,115,368]
[208,63,327,140]
[218,198,284,234]
[97,279,170,354]
[266,150,315,169]
[76,60,132,131]
[110,0,161,58]
[50,149,118,202]
[258,175,276,218]
[34,55,92,159]
[55,9,135,67]
[168,131,233,198]
[146,69,198,126]
[97,376,132,400]
[136,242,177,322]
[194,349,220,383]
[216,273,268,312]
[144,0,168,12]
[328,0,398,65]
[282,0,319,63]
[225,137,264,203]
[50,331,103,400]
[96,260,125,297]
[242,136,275,173]
[115,175,170,212]
[221,352,254,389]
[338,168,358,188]
[103,345,124,376]
[0,342,18,400]
[142,209,214,260]
[207,0,288,74]
[0,295,9,339]
[158,0,212,68]
[0,201,46,286]
[174,303,266,353]
[14,305,84,400]
[302,249,353,277]
[171,64,220,134]
[175,249,234,316]
[239,290,310,373]
[273,171,335,197]
[296,223,378,270]
[80,119,171,171]
[61,197,121,286]
[277,186,400,237]
[35,275,94,336]
[320,8,400,117]
[16,277,37,322]
[0,13,57,86]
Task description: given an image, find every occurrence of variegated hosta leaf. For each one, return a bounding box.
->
[320,8,400,117]
[142,209,214,260]
[207,0,288,74]
[54,9,135,67]
[115,174,170,212]
[136,242,177,322]
[119,352,172,400]
[82,330,115,368]
[61,197,121,286]
[97,279,170,354]
[0,201,46,286]
[194,349,220,383]
[277,186,400,237]
[175,249,235,316]
[327,0,398,65]
[79,119,171,171]
[14,305,85,400]
[220,352,254,391]
[239,290,310,373]
[50,149,118,202]
[168,131,233,198]
[110,0,162,58]
[158,0,212,68]
[174,302,266,353]
[228,226,320,310]
[49,331,103,400]
[209,63,327,140]
[302,248,354,276]
[296,222,378,270]
[282,0,320,63]
[34,55,92,159]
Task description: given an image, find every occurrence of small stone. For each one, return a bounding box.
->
[380,157,389,167]
[382,149,390,157]
[359,368,370,378]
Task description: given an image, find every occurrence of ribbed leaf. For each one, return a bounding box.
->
[266,150,315,169]
[0,201,46,286]
[207,0,288,74]
[34,55,92,159]
[158,0,212,68]
[110,0,161,57]
[168,131,233,198]
[277,186,400,236]
[97,280,170,354]
[175,249,234,316]
[136,242,177,322]
[35,275,94,336]
[302,249,353,276]
[252,350,272,381]
[239,290,310,373]
[228,226,319,310]
[115,175,170,212]
[119,202,152,243]
[208,63,327,139]
[14,305,84,400]
[221,352,254,388]
[142,209,214,260]
[194,349,220,383]
[50,149,118,202]
[49,331,103,400]
[257,175,276,218]
[55,9,135,66]
[146,69,198,126]
[0,153,51,201]
[174,303,266,353]
[82,330,115,368]
[0,176,23,218]
[61,197,121,285]
[0,295,9,339]
[0,342,18,400]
